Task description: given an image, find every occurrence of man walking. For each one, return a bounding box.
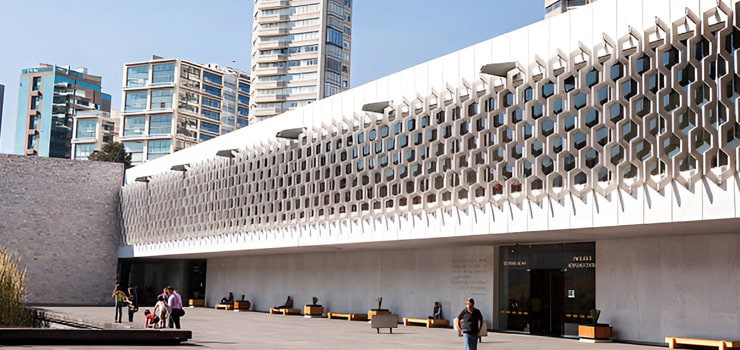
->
[457,298,484,350]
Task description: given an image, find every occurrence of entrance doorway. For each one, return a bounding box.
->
[498,242,595,337]
[529,269,564,336]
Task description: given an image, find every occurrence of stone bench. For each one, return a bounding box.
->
[327,312,368,321]
[666,336,740,350]
[403,317,449,328]
[269,307,301,316]
[370,314,398,334]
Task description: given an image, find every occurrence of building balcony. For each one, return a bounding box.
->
[258,14,289,24]
[258,40,291,50]
[253,80,289,89]
[259,0,290,10]
[252,94,288,104]
[255,67,288,76]
[260,27,290,36]
[255,53,288,63]
[251,107,285,117]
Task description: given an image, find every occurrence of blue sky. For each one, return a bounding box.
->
[0,0,544,153]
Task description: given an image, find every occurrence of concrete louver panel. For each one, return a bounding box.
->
[121,3,740,246]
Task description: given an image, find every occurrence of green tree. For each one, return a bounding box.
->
[88,142,132,169]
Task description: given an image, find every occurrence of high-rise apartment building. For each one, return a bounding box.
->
[121,57,251,166]
[14,64,111,158]
[544,0,595,18]
[250,0,352,120]
[71,110,121,160]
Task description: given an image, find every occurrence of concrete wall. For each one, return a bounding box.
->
[597,233,740,343]
[206,245,495,325]
[0,154,123,305]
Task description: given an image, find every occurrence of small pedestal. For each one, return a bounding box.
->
[304,305,324,318]
[368,309,391,320]
[578,324,612,343]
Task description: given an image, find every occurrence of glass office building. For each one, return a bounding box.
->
[13,64,111,158]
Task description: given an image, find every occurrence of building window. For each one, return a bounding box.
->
[150,89,174,110]
[203,71,223,85]
[238,106,249,117]
[199,133,214,142]
[201,109,220,121]
[200,121,220,134]
[203,85,222,97]
[147,140,171,160]
[236,118,249,128]
[76,119,97,140]
[238,95,250,106]
[32,76,41,91]
[149,114,172,135]
[125,91,147,111]
[123,116,146,136]
[152,63,175,84]
[126,66,149,87]
[176,118,197,140]
[30,96,40,110]
[238,82,250,94]
[123,141,144,165]
[74,144,96,160]
[27,135,37,150]
[29,116,39,130]
[327,27,344,47]
[202,96,221,109]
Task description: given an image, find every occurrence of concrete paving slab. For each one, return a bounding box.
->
[25,306,666,350]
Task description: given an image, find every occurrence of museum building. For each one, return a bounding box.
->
[120,0,740,344]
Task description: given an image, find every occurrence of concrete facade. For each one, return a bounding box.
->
[117,0,740,345]
[0,154,123,305]
[206,246,495,323]
[598,233,740,343]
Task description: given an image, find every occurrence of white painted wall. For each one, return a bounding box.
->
[206,245,495,326]
[597,233,740,343]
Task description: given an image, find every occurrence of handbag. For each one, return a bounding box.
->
[129,304,139,312]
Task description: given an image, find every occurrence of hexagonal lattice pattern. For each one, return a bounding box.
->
[121,3,740,245]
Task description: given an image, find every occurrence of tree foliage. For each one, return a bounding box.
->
[88,142,132,169]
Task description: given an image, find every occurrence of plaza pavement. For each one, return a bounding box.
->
[23,306,666,350]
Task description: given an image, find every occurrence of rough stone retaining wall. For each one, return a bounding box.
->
[0,154,123,305]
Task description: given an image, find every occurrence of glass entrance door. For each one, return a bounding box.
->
[499,242,595,336]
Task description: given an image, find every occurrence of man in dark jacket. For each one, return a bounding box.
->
[457,298,484,350]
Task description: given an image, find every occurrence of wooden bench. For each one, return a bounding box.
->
[214,303,233,310]
[665,336,740,349]
[453,318,488,343]
[269,307,301,315]
[371,314,399,334]
[188,299,204,307]
[233,300,250,311]
[327,312,368,321]
[403,317,449,328]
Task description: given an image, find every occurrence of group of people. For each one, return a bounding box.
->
[112,284,184,329]
[111,284,137,323]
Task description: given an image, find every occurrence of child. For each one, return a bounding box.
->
[144,309,159,328]
[154,295,169,329]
